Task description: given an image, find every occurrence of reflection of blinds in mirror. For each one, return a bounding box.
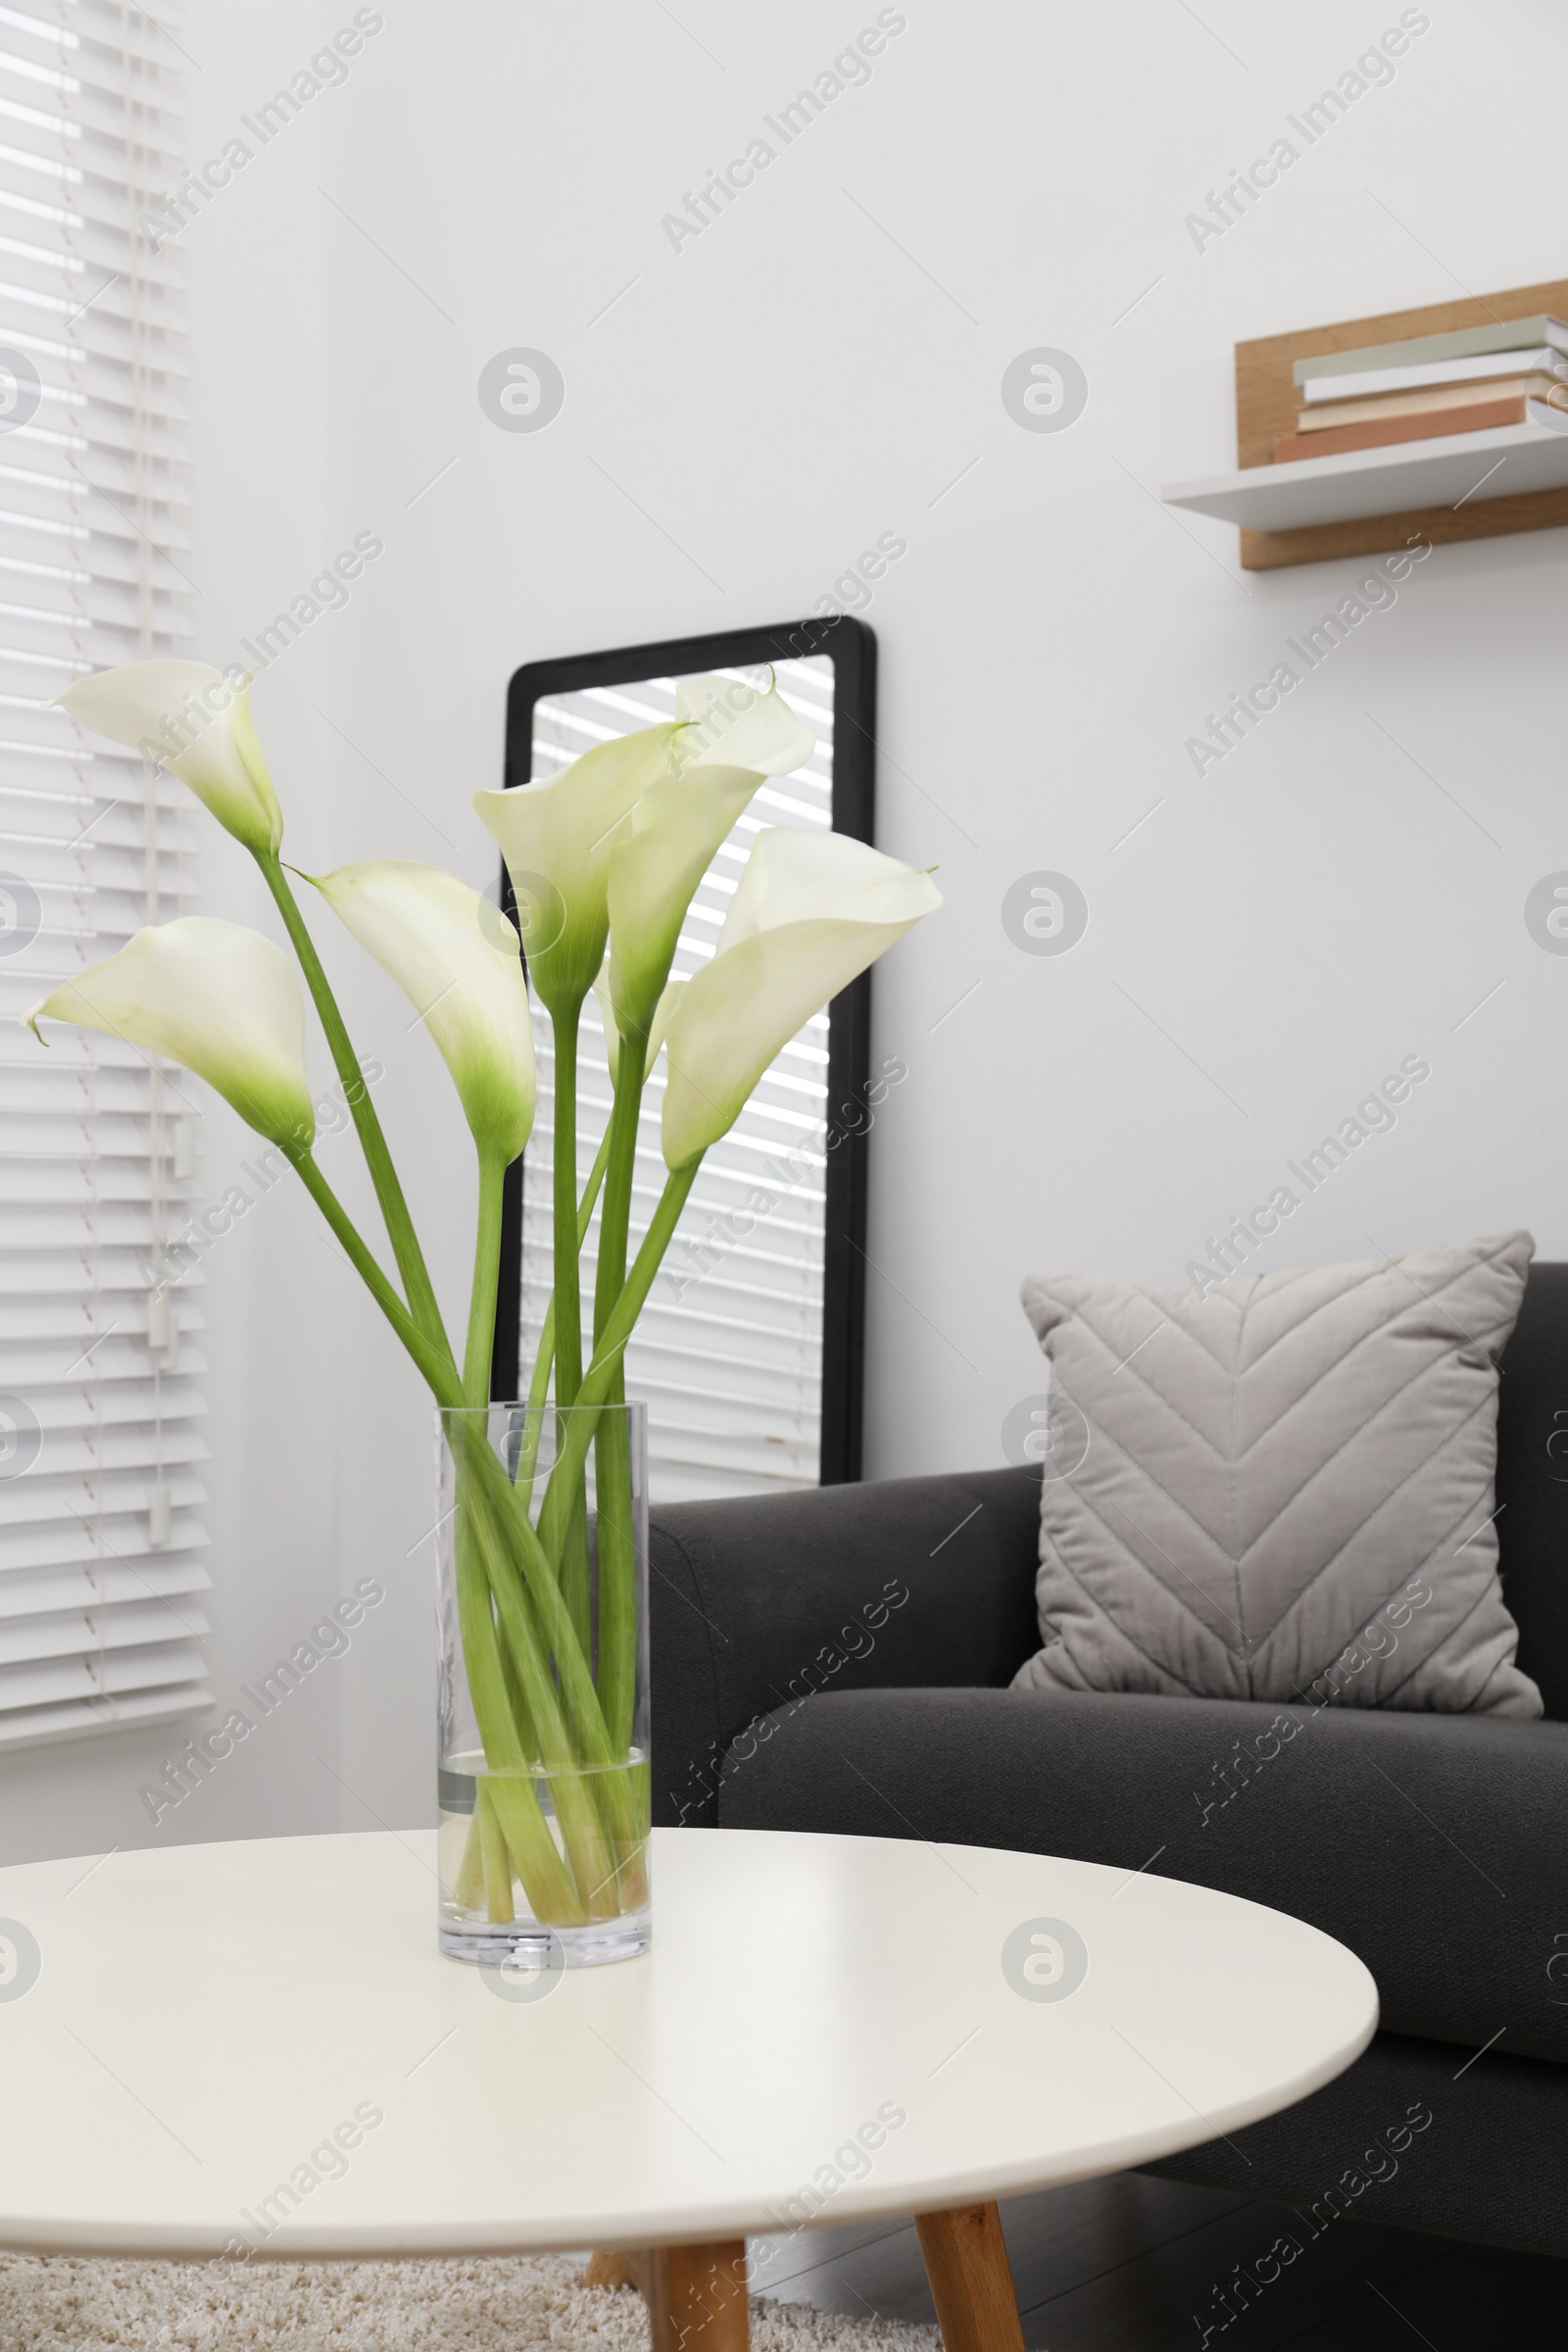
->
[519,657,834,1504]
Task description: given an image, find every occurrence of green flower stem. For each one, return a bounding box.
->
[463,1148,508,1407]
[514,1130,612,1510]
[457,1494,538,1802]
[486,1778,583,1927]
[591,1030,647,1752]
[538,1157,701,1560]
[477,1775,514,1922]
[452,1807,487,1912]
[593,1437,637,1753]
[550,996,592,1655]
[592,1030,647,1347]
[559,1487,591,1662]
[451,1487,584,1924]
[495,1604,540,1763]
[586,1159,702,1393]
[550,996,585,1405]
[262,851,453,1372]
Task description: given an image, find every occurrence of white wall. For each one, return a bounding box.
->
[10,0,1568,1861]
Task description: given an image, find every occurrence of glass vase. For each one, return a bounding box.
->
[435,1399,650,1969]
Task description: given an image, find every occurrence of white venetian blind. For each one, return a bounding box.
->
[0,0,210,1752]
[520,658,835,1504]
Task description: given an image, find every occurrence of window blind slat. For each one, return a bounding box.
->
[0,1590,209,1666]
[0,1636,206,1715]
[0,1464,209,1536]
[0,1682,212,1755]
[0,1553,209,1616]
[0,1509,206,1574]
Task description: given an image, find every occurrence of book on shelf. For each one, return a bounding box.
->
[1272,393,1561,465]
[1294,369,1563,432]
[1301,345,1565,405]
[1293,313,1568,387]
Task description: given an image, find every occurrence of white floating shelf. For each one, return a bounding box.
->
[1162,413,1568,534]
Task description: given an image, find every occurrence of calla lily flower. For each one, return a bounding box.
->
[605,674,815,1039]
[473,721,683,1019]
[593,956,679,1080]
[671,670,815,777]
[606,763,760,1039]
[306,860,535,1162]
[26,918,313,1148]
[56,661,283,857]
[661,829,941,1170]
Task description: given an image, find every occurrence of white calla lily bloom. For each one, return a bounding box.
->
[26,918,313,1148]
[473,721,683,1018]
[307,860,535,1162]
[56,661,283,856]
[671,670,815,777]
[661,829,941,1170]
[593,956,680,1080]
[606,673,815,1039]
[606,763,760,1038]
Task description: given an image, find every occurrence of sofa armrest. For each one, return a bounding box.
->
[648,1465,1043,1828]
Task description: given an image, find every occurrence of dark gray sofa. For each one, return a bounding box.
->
[647,1262,1568,2261]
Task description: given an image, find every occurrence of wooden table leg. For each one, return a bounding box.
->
[915,2203,1026,2352]
[585,2240,751,2352]
[584,2250,643,2292]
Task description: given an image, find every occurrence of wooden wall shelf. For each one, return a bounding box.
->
[1161,274,1568,571]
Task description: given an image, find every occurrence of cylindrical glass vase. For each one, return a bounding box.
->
[435,1399,650,1969]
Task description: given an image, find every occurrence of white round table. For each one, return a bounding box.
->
[0,1827,1377,2352]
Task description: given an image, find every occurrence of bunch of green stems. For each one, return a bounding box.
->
[262,851,693,1927]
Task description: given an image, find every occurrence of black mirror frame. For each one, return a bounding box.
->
[491,613,877,1487]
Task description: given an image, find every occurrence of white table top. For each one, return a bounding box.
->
[0,1827,1377,2260]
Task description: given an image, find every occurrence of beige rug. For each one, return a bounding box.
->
[0,2250,938,2350]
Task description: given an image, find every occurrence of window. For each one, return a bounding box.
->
[495,618,877,1503]
[0,1,209,1751]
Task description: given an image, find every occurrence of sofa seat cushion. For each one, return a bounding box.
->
[716,1686,1568,2064]
[1147,2029,1568,2262]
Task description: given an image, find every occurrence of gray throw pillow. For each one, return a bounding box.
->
[1012,1232,1542,1718]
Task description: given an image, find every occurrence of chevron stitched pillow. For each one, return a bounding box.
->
[1011,1232,1543,1717]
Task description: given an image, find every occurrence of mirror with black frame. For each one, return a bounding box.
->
[492,617,878,1503]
